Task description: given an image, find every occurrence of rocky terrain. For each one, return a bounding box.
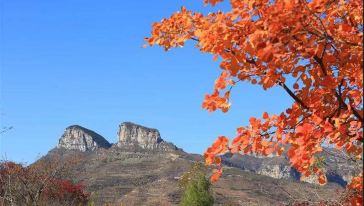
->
[57,125,111,152]
[39,122,359,205]
[116,122,178,152]
[221,148,359,186]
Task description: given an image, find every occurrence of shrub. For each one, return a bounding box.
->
[179,163,214,206]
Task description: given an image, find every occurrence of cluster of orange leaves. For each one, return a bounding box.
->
[146,0,363,204]
[347,173,364,205]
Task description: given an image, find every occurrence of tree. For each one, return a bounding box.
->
[145,0,363,204]
[0,156,89,206]
[179,163,214,206]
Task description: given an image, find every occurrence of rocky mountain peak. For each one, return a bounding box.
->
[57,125,111,152]
[117,122,177,151]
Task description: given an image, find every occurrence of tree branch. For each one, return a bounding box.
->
[313,55,363,123]
[278,81,309,110]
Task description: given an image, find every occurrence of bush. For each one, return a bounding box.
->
[179,163,214,206]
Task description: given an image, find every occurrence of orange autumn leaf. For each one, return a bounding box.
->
[318,174,327,185]
[263,147,275,156]
[214,156,222,165]
[204,136,229,165]
[293,83,299,90]
[203,0,223,6]
[210,168,222,182]
[215,72,229,90]
[277,147,285,156]
[228,80,236,86]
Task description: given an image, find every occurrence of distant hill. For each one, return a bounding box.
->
[38,122,358,205]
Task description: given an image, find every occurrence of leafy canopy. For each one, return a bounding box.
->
[146,0,363,204]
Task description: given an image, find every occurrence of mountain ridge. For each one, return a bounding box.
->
[41,121,358,205]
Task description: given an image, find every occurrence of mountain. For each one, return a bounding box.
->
[39,122,356,205]
[57,125,111,151]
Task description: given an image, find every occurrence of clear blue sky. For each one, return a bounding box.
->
[0,0,292,164]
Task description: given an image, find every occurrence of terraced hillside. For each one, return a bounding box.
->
[37,122,355,205]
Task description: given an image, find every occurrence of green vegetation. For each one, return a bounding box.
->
[179,163,214,206]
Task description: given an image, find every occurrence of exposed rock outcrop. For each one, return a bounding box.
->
[222,153,298,180]
[222,148,361,186]
[118,122,162,146]
[116,122,178,151]
[57,125,111,152]
[257,165,293,179]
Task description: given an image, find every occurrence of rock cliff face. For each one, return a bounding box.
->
[116,122,177,151]
[57,125,111,152]
[222,148,361,186]
[222,153,298,180]
[118,122,162,146]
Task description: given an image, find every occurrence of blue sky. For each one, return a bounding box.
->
[0,0,292,164]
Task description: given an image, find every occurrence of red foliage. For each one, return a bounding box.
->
[0,161,89,205]
[43,179,89,204]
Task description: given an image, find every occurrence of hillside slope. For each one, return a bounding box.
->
[38,122,352,205]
